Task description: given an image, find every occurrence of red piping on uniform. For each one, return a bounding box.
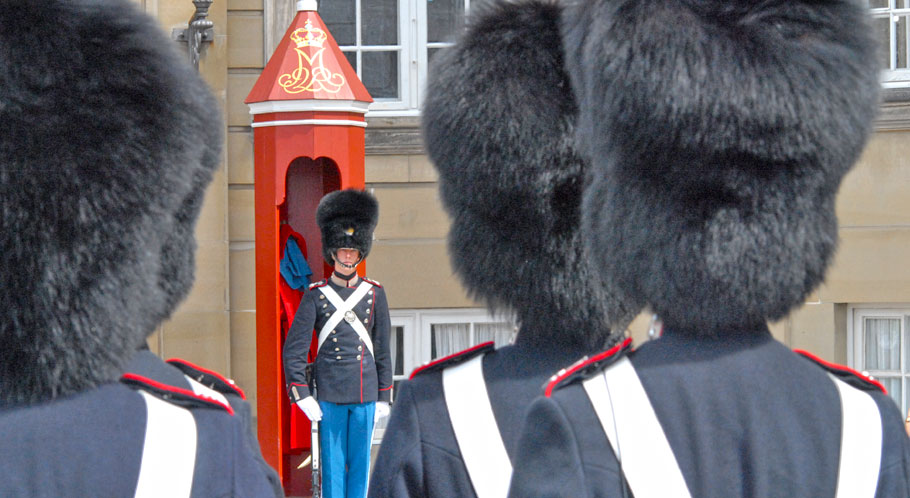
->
[289,382,309,387]
[121,372,235,415]
[360,352,364,403]
[408,341,495,380]
[379,385,392,391]
[545,337,633,398]
[168,358,247,399]
[794,349,887,394]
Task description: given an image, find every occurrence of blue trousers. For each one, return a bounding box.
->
[318,401,375,498]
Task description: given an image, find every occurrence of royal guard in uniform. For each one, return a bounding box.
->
[368,2,639,497]
[508,1,910,497]
[0,1,278,496]
[283,189,393,498]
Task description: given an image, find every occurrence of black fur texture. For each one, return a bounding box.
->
[564,0,880,333]
[317,189,379,264]
[0,0,222,405]
[422,0,639,350]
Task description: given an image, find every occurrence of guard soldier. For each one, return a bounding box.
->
[0,1,278,496]
[367,2,638,496]
[508,1,910,497]
[283,189,393,498]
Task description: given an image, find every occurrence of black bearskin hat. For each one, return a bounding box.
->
[0,0,222,405]
[565,0,880,333]
[422,0,639,349]
[317,189,379,265]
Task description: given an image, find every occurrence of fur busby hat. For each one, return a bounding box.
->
[0,0,222,405]
[316,189,379,265]
[422,0,639,349]
[564,0,880,333]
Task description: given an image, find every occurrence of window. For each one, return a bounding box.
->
[849,307,910,414]
[869,1,910,87]
[320,0,472,115]
[372,308,516,441]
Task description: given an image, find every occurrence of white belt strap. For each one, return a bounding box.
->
[829,374,882,498]
[317,282,374,357]
[135,391,197,498]
[442,354,512,498]
[583,357,692,498]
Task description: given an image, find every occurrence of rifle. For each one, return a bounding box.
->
[297,364,321,498]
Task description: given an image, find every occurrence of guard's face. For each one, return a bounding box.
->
[334,248,361,271]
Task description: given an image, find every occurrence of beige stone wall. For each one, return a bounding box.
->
[224,0,265,413]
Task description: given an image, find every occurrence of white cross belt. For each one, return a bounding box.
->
[582,357,884,498]
[317,281,374,358]
[135,391,197,498]
[443,354,511,498]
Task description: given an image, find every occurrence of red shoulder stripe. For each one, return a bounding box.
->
[121,373,235,415]
[794,349,886,394]
[409,341,495,380]
[363,277,382,288]
[167,358,246,399]
[545,337,633,397]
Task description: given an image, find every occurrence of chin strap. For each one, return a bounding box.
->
[333,252,363,271]
[333,270,357,281]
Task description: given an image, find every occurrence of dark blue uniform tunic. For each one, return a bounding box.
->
[0,377,276,497]
[507,328,910,498]
[283,278,392,405]
[126,349,284,498]
[368,336,595,498]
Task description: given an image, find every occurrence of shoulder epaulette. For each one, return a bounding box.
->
[121,373,235,415]
[363,277,381,288]
[166,358,245,399]
[309,279,327,290]
[408,341,495,379]
[544,337,633,397]
[795,349,886,394]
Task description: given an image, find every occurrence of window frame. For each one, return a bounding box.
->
[848,304,910,415]
[327,0,471,116]
[390,308,517,373]
[869,2,910,88]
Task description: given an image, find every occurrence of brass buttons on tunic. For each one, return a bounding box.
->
[356,355,361,360]
[332,337,338,343]
[336,355,341,360]
[357,345,362,351]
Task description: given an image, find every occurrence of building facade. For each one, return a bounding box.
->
[142,0,910,437]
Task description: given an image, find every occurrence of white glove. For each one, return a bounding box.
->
[374,401,390,423]
[296,396,322,422]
